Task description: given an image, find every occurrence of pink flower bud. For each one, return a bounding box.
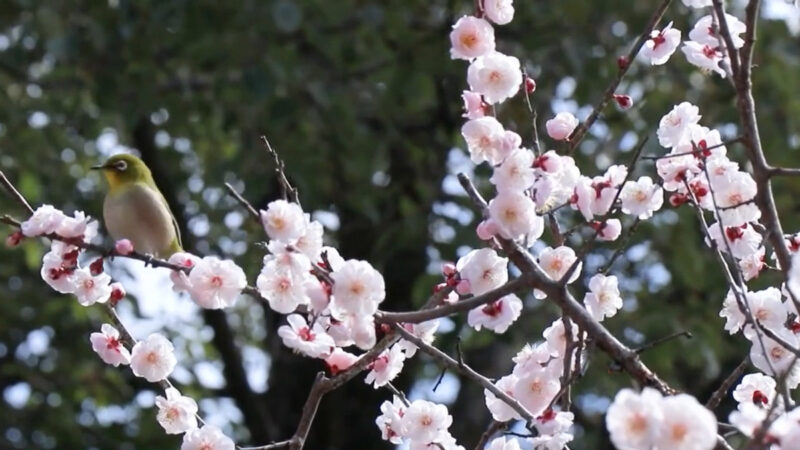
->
[592,219,622,241]
[456,279,472,295]
[109,282,126,306]
[617,55,629,70]
[613,94,633,110]
[115,239,134,256]
[325,349,358,376]
[442,262,457,277]
[476,219,498,240]
[524,76,536,94]
[5,230,23,248]
[545,112,579,141]
[461,90,486,120]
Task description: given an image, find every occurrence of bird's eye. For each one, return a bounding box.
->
[115,160,128,171]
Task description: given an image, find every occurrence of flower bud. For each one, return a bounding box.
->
[524,76,536,94]
[90,258,104,276]
[115,239,134,256]
[5,231,24,248]
[456,279,472,295]
[109,282,126,306]
[617,55,629,70]
[613,94,633,110]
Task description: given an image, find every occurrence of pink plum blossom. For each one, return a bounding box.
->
[545,112,578,141]
[449,16,495,60]
[89,323,131,367]
[155,387,198,434]
[467,51,522,104]
[130,333,177,382]
[187,256,247,309]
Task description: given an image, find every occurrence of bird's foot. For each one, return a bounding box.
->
[143,254,155,267]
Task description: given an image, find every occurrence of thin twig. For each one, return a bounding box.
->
[224,182,261,222]
[706,357,749,410]
[261,136,300,206]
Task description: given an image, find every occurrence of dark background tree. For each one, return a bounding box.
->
[1,0,799,448]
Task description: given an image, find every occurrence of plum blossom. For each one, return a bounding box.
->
[397,320,440,357]
[729,402,768,438]
[532,409,575,449]
[654,394,717,450]
[488,192,544,240]
[749,330,800,388]
[467,294,523,333]
[325,348,358,375]
[689,14,746,49]
[21,204,66,237]
[485,374,522,422]
[707,222,761,259]
[293,220,324,261]
[330,259,385,318]
[593,218,622,241]
[483,0,514,25]
[682,0,712,7]
[187,256,246,309]
[260,200,306,242]
[457,248,509,295]
[167,252,200,293]
[89,323,131,367]
[545,112,578,141]
[130,333,177,382]
[72,268,112,306]
[181,425,235,450]
[538,246,581,285]
[401,400,453,444]
[714,171,760,227]
[742,287,787,338]
[733,373,776,408]
[461,90,485,120]
[543,318,582,358]
[461,116,506,165]
[642,22,681,65]
[605,388,663,450]
[376,396,407,444]
[278,314,335,358]
[512,365,561,416]
[739,247,765,281]
[467,51,522,104]
[449,16,495,60]
[681,40,727,78]
[365,345,406,388]
[620,176,664,220]
[657,102,701,148]
[155,387,198,434]
[583,274,622,321]
[114,238,134,255]
[490,148,535,193]
[40,245,78,294]
[55,211,97,241]
[257,263,312,314]
[486,436,521,450]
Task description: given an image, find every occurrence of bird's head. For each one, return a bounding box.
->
[92,154,152,191]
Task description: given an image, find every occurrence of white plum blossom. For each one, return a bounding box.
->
[467,51,522,104]
[733,373,776,408]
[467,294,523,333]
[401,400,453,444]
[690,14,746,49]
[486,436,521,450]
[187,256,246,309]
[293,220,324,261]
[21,204,66,237]
[89,323,131,367]
[729,401,768,438]
[324,348,358,375]
[682,40,727,78]
[490,148,536,193]
[532,409,575,449]
[365,345,406,388]
[330,259,385,318]
[278,314,335,358]
[457,248,509,295]
[682,0,712,7]
[584,274,622,321]
[462,90,485,119]
[55,211,97,241]
[167,252,200,292]
[714,171,760,226]
[512,343,553,376]
[485,374,522,422]
[642,22,682,65]
[719,289,747,334]
[538,246,581,286]
[40,243,79,294]
[483,0,514,25]
[130,333,177,382]
[605,388,663,450]
[397,320,440,357]
[155,387,198,434]
[488,192,544,240]
[739,247,765,281]
[707,222,762,259]
[449,16,495,60]
[654,394,718,450]
[595,218,622,241]
[181,425,235,450]
[750,330,800,389]
[72,268,112,306]
[658,102,701,148]
[376,396,407,444]
[545,112,578,141]
[543,318,582,358]
[260,200,306,242]
[620,176,664,220]
[257,263,312,314]
[743,287,787,339]
[788,251,800,299]
[512,365,561,416]
[461,116,506,165]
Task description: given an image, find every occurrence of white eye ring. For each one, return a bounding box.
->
[115,160,128,171]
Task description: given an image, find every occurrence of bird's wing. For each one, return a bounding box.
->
[163,192,183,250]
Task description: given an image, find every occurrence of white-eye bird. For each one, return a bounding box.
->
[92,154,182,258]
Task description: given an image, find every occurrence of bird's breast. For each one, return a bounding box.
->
[103,184,176,257]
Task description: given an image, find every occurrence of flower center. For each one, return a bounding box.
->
[210,275,223,288]
[671,423,688,442]
[146,352,158,363]
[629,413,648,433]
[460,33,478,49]
[298,327,315,342]
[420,415,433,427]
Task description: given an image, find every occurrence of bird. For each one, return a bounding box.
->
[92,154,182,258]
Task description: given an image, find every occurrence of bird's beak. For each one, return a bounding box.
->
[90,164,106,170]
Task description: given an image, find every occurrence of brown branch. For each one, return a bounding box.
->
[393,325,537,424]
[768,167,800,178]
[567,0,673,152]
[705,357,749,410]
[224,182,261,222]
[0,170,34,214]
[261,136,300,206]
[473,420,507,450]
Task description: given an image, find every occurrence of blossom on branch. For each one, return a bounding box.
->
[467,51,522,105]
[483,0,515,25]
[642,22,681,65]
[89,323,131,367]
[181,425,235,450]
[449,16,495,60]
[130,333,177,382]
[278,314,335,359]
[155,387,198,434]
[187,256,246,309]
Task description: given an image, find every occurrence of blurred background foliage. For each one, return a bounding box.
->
[1,0,799,448]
